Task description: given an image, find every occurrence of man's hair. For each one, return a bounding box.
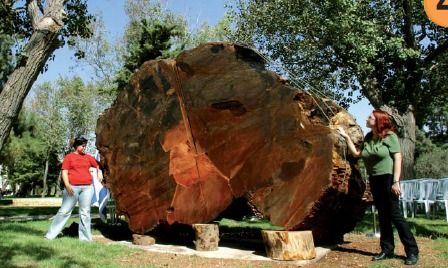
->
[73,137,88,148]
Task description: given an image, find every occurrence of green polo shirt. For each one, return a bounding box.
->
[361,132,400,176]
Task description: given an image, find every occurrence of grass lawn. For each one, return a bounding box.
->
[217,217,284,230]
[0,219,142,268]
[1,206,447,267]
[353,208,448,266]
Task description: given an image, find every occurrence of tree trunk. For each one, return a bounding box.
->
[55,170,62,197]
[398,110,416,179]
[380,105,416,179]
[41,152,49,197]
[0,0,65,151]
[96,42,367,244]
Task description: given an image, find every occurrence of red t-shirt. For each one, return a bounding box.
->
[62,153,99,185]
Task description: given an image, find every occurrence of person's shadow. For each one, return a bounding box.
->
[332,245,376,257]
[62,222,79,237]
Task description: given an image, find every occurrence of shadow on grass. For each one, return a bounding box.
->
[0,224,91,268]
[91,218,268,256]
[92,218,133,241]
[0,244,54,268]
[355,211,448,239]
[331,245,376,257]
[408,221,448,239]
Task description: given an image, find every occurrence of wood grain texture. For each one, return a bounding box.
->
[261,230,316,260]
[96,42,366,243]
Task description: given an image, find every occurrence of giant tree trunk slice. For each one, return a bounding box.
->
[96,42,366,243]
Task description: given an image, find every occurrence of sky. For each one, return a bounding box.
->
[34,0,371,133]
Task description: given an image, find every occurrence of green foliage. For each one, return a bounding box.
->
[415,128,436,158]
[424,98,448,145]
[0,77,105,195]
[414,145,448,179]
[74,0,233,100]
[0,109,48,196]
[32,82,67,152]
[0,1,30,37]
[70,17,120,101]
[115,1,189,89]
[31,77,104,152]
[115,19,184,88]
[63,1,95,49]
[0,33,16,89]
[57,77,99,138]
[228,0,448,129]
[190,14,233,46]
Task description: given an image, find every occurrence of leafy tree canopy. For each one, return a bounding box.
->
[229,0,448,131]
[0,0,94,88]
[0,109,47,195]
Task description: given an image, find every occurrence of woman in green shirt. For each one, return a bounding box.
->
[338,110,419,266]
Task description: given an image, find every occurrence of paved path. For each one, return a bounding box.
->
[96,235,330,266]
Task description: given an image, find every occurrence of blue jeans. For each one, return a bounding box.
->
[45,185,94,241]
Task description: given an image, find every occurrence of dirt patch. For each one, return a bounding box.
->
[94,233,440,267]
[9,198,62,207]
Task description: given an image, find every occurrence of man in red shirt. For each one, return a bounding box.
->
[45,137,103,241]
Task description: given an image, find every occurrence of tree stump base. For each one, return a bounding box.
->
[192,224,219,251]
[261,230,316,260]
[132,234,156,246]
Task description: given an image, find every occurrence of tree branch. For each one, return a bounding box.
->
[402,0,416,49]
[27,0,41,30]
[423,40,448,66]
[361,77,383,109]
[43,0,65,28]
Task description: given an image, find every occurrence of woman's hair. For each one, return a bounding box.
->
[73,137,88,148]
[372,110,396,138]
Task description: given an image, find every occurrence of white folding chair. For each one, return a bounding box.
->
[435,178,448,222]
[413,179,438,217]
[401,180,416,218]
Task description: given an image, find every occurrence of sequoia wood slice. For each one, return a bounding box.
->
[96,42,366,243]
[261,230,316,260]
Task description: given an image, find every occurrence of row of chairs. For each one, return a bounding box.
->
[400,178,448,221]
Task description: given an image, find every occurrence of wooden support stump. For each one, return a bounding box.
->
[132,234,156,246]
[192,223,219,251]
[261,230,316,260]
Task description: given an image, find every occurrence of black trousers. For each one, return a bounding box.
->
[369,174,419,256]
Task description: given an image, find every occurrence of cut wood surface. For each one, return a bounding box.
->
[132,234,156,246]
[192,223,219,251]
[96,42,366,243]
[261,230,316,260]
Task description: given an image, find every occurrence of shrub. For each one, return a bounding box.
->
[414,145,448,178]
